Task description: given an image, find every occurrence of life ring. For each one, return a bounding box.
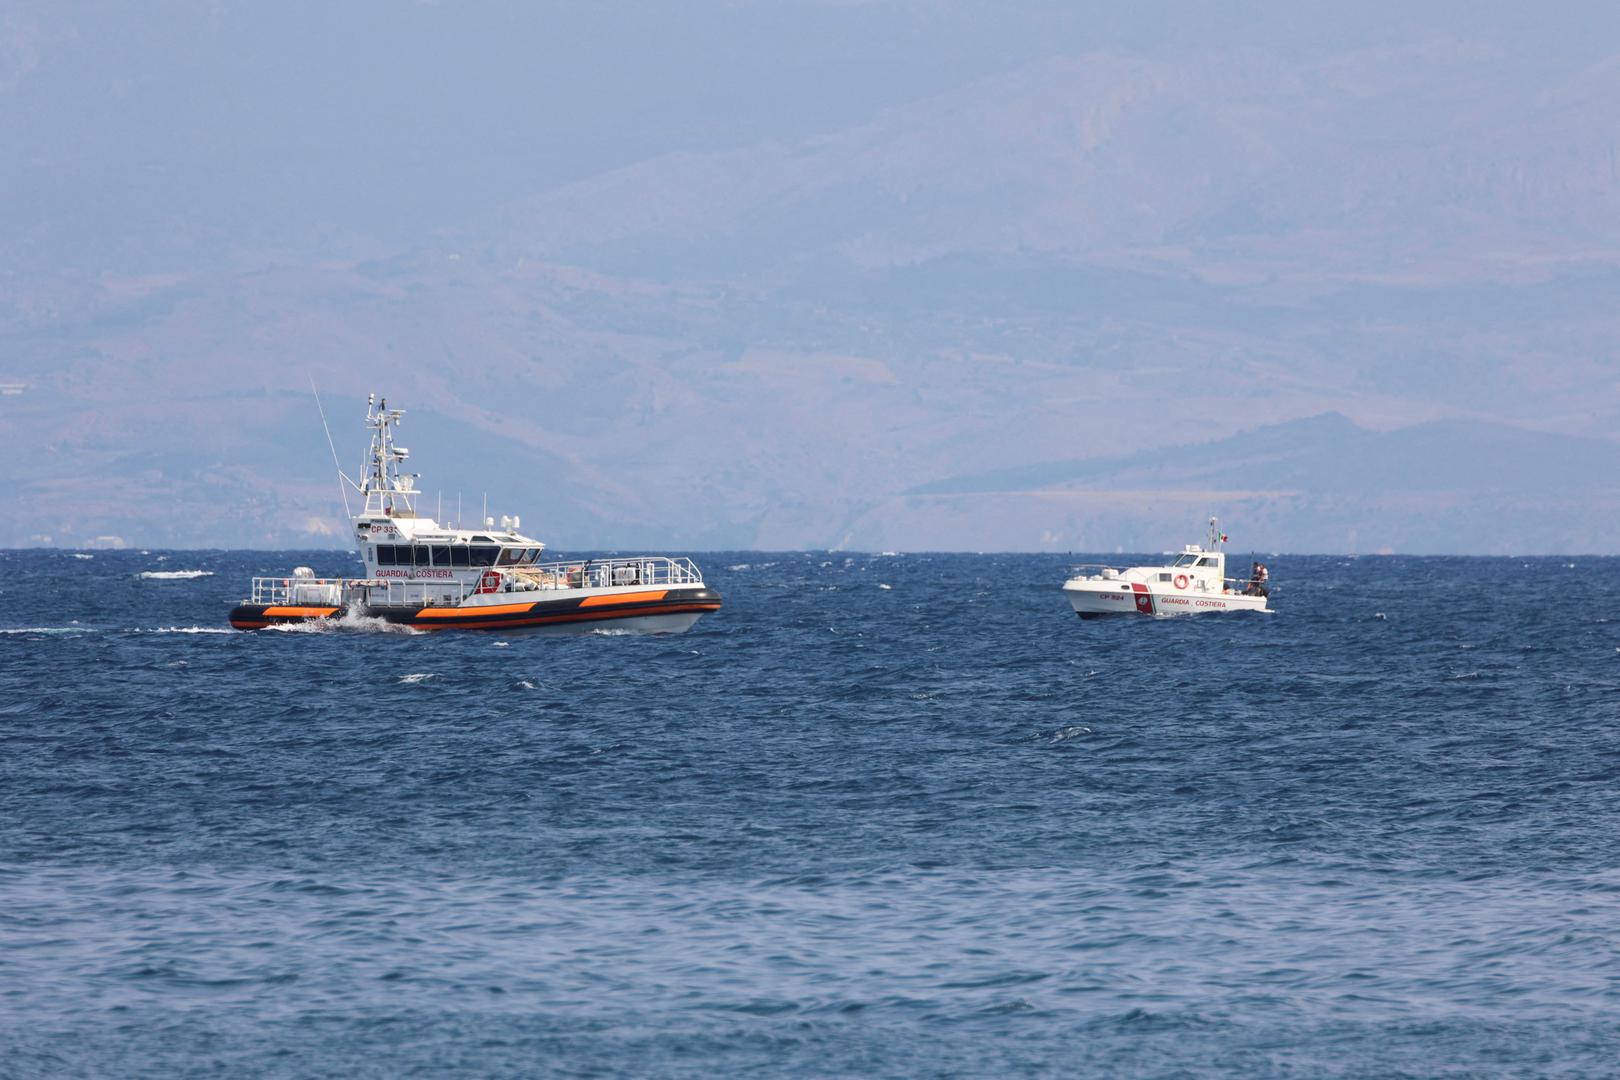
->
[1174,574,1189,590]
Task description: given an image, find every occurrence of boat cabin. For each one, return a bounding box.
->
[1168,548,1223,573]
[349,396,546,583]
[359,532,545,575]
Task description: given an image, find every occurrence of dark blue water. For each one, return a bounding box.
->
[2,549,1618,1078]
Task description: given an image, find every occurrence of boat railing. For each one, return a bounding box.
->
[518,555,705,591]
[1066,563,1127,580]
[248,577,346,606]
[1224,575,1269,596]
[247,557,703,609]
[368,579,472,608]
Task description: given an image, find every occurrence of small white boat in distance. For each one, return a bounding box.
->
[1062,518,1269,618]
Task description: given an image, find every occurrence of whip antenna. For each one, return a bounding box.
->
[310,378,353,519]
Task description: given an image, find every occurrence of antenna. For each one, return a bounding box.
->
[311,378,352,519]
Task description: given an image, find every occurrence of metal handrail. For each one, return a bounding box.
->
[244,556,705,608]
[247,577,346,605]
[516,555,704,590]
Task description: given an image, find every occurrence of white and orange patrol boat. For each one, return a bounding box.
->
[1062,518,1269,618]
[229,395,721,633]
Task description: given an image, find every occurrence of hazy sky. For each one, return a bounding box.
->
[9,1,1619,273]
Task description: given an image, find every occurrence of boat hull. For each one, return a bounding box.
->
[1063,581,1266,618]
[230,586,722,634]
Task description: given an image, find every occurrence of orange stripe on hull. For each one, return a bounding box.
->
[578,590,668,607]
[412,601,719,632]
[416,602,538,619]
[261,606,340,618]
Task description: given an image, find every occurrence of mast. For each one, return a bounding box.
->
[358,394,419,518]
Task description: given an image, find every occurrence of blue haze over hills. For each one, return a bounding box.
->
[2,1,1618,552]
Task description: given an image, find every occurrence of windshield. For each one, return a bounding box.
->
[1172,554,1198,567]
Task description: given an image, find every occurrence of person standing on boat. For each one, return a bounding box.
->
[1247,561,1269,596]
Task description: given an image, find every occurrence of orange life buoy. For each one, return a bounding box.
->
[1174,574,1189,590]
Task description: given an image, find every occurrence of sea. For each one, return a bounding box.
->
[1,549,1617,1078]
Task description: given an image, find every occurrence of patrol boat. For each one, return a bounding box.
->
[1061,518,1269,618]
[229,395,722,633]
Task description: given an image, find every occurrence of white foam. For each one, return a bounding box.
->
[339,610,423,635]
[878,583,892,590]
[71,553,94,560]
[266,610,422,635]
[0,626,94,635]
[516,679,537,690]
[587,627,634,636]
[398,672,436,684]
[145,626,232,634]
[139,570,214,580]
[726,564,751,571]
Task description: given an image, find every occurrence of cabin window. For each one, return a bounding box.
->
[470,546,499,567]
[412,546,429,567]
[524,548,542,564]
[1175,554,1198,567]
[376,546,395,566]
[431,545,452,567]
[1197,557,1217,567]
[1159,573,1172,582]
[497,548,521,566]
[450,546,470,568]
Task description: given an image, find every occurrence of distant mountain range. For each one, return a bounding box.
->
[2,10,1618,552]
[886,412,1620,554]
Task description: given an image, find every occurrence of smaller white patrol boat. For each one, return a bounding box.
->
[230,395,721,634]
[1062,518,1269,618]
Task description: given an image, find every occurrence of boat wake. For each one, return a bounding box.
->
[1041,725,1092,743]
[0,626,93,635]
[139,570,214,580]
[265,610,423,635]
